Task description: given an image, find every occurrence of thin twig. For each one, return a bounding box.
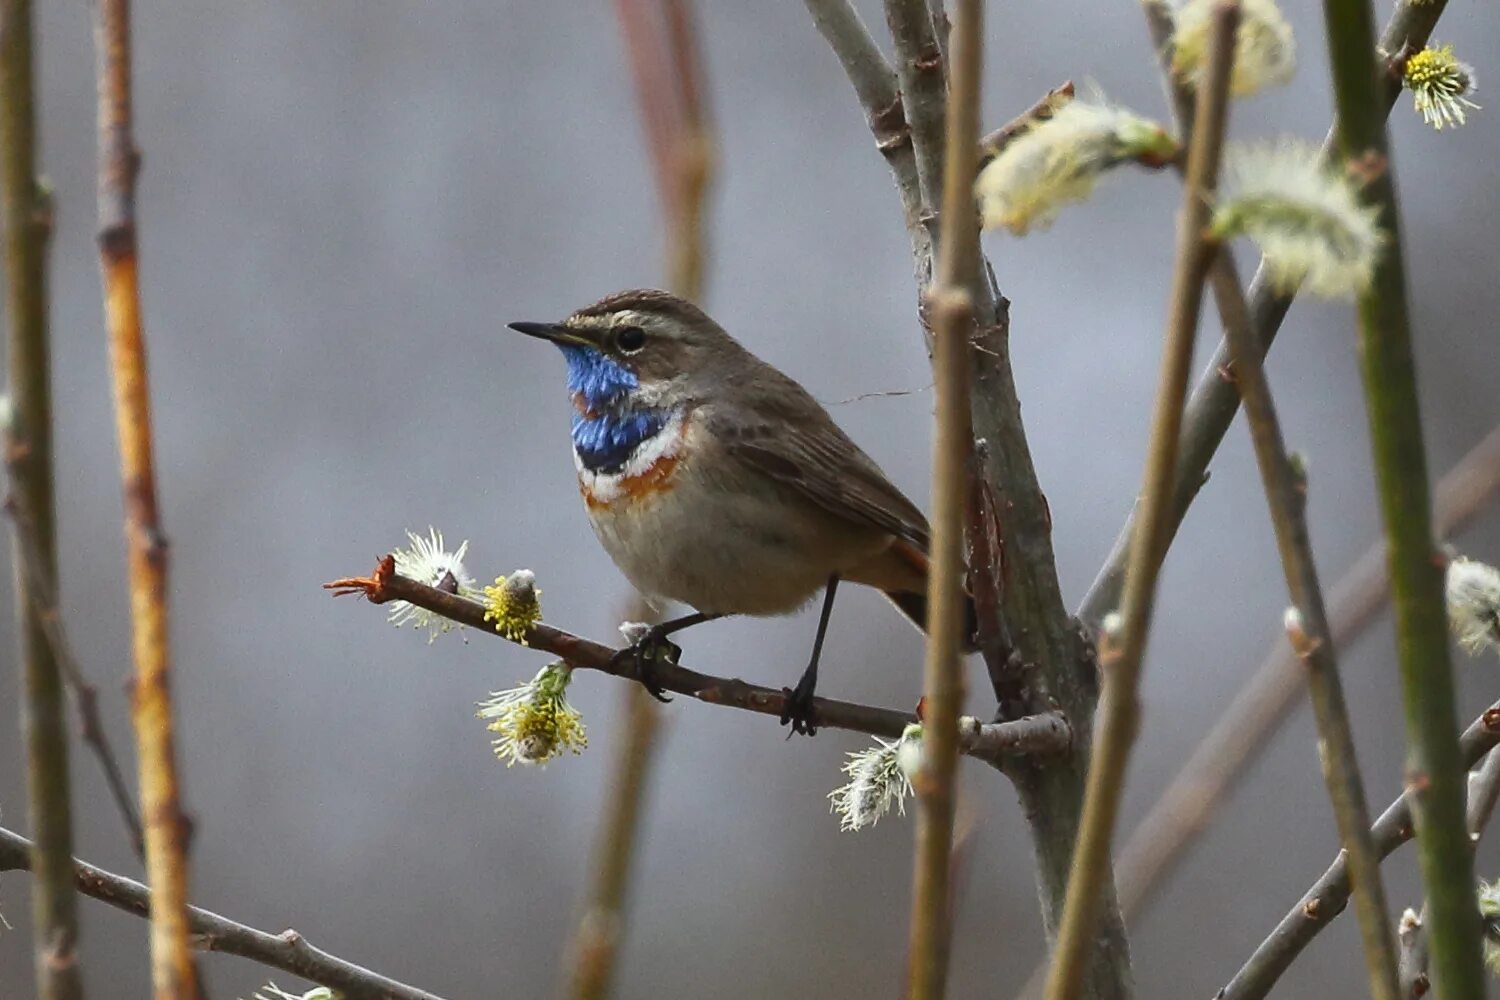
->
[1321,0,1481,992]
[1044,9,1237,1000]
[2,0,83,993]
[326,559,1072,764]
[93,2,197,997]
[1218,703,1500,1000]
[1078,0,1459,627]
[3,477,145,858]
[0,826,445,1000]
[1212,195,1400,998]
[977,82,1074,167]
[883,0,947,209]
[564,687,661,1000]
[903,1,979,994]
[1112,425,1500,917]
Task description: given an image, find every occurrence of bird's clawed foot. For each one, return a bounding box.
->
[779,670,819,737]
[609,628,681,703]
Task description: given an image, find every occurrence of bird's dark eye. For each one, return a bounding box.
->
[615,325,647,354]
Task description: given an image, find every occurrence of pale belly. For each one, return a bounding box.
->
[576,416,891,615]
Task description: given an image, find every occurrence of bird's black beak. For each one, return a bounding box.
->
[507,321,565,341]
[507,320,599,349]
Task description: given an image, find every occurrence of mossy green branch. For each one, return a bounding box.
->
[2,1,84,996]
[1319,0,1482,995]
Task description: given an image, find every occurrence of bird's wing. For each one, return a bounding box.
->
[706,369,932,549]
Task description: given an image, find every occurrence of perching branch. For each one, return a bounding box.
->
[903,0,979,994]
[1113,424,1500,917]
[1320,0,1482,991]
[92,2,197,997]
[0,826,446,1000]
[1043,8,1237,999]
[1218,702,1500,1000]
[1078,0,1458,626]
[2,0,83,993]
[1210,192,1400,998]
[325,558,1072,765]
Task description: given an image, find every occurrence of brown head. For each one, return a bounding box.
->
[508,289,753,401]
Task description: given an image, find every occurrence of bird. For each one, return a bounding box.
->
[508,289,975,735]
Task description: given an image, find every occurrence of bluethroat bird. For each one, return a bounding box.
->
[510,289,976,735]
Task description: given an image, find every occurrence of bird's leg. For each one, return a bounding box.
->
[781,575,839,737]
[610,610,724,702]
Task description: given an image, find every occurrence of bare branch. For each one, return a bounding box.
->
[1218,703,1500,1000]
[1043,9,1237,999]
[325,559,1072,765]
[0,826,445,1000]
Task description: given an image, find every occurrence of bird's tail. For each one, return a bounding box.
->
[882,589,981,653]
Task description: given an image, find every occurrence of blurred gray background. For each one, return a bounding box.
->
[2,1,1497,997]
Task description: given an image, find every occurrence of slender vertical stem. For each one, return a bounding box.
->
[1044,7,1237,999]
[2,1,83,996]
[1215,263,1400,998]
[565,686,662,1000]
[1320,0,1482,995]
[92,2,197,998]
[903,2,978,997]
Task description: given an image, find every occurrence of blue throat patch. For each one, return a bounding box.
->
[558,344,671,474]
